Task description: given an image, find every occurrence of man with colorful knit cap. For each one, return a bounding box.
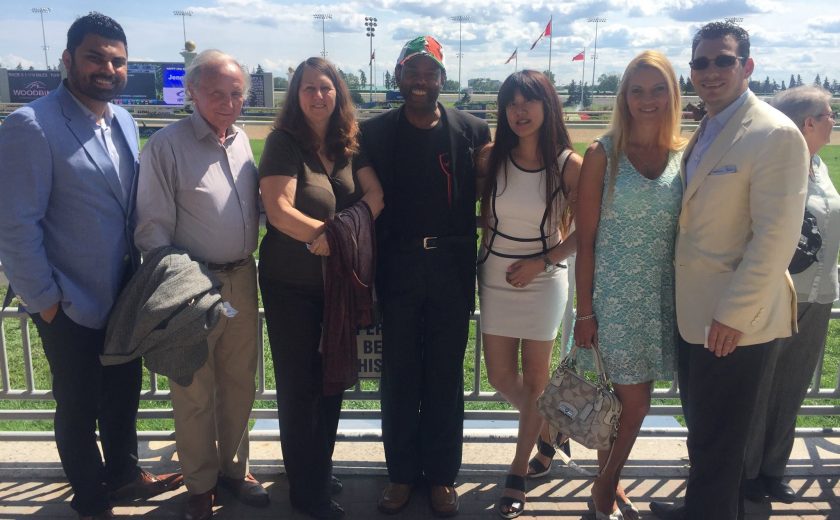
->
[358,36,490,517]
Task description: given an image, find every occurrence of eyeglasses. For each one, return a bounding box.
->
[815,111,838,120]
[688,55,746,71]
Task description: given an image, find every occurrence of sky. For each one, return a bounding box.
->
[1,0,839,90]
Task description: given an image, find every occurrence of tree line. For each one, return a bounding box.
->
[268,64,840,98]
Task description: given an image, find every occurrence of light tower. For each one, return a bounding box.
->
[313,13,332,58]
[450,15,469,91]
[32,7,51,69]
[588,17,606,105]
[173,10,193,50]
[365,17,377,102]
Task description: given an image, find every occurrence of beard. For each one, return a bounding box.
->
[68,60,127,102]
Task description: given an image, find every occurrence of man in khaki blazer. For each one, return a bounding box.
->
[650,22,809,520]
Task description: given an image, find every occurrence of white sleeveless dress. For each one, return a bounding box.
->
[477,154,570,341]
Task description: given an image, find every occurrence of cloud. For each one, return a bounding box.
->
[810,17,840,33]
[1,55,36,70]
[627,6,646,18]
[750,27,836,49]
[3,0,838,87]
[666,0,768,22]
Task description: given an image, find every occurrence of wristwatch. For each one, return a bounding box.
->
[542,254,556,273]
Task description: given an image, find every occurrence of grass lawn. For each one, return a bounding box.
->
[3,143,840,431]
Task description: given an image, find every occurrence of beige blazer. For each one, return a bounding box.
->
[675,92,809,346]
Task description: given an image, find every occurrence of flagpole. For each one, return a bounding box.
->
[515,52,518,72]
[580,47,586,109]
[548,17,553,80]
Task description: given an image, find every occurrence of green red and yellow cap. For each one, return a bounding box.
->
[396,35,446,73]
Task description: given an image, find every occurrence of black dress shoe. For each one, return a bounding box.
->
[763,476,795,504]
[218,472,270,507]
[649,501,686,520]
[742,477,767,503]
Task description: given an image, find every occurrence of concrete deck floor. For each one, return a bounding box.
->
[0,436,838,519]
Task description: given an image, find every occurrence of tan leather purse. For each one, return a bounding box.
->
[537,344,622,450]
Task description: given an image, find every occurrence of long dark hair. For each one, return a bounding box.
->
[275,57,358,163]
[480,70,574,236]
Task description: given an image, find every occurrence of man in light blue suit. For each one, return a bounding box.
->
[0,13,181,520]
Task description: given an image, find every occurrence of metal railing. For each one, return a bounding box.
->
[2,299,840,439]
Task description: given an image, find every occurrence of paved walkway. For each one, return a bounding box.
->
[0,437,838,519]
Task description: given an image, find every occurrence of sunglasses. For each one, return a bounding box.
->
[689,55,746,71]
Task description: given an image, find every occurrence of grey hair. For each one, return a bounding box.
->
[770,85,832,130]
[184,49,251,99]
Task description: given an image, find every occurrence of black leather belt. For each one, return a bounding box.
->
[394,235,475,251]
[206,257,250,272]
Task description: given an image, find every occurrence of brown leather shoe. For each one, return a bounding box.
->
[429,485,459,517]
[110,468,184,501]
[377,482,412,514]
[184,489,215,520]
[218,472,270,507]
[78,509,114,520]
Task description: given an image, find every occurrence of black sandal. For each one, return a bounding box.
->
[527,437,556,478]
[496,474,526,519]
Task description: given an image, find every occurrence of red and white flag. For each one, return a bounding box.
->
[529,18,552,50]
[572,51,584,61]
[505,48,518,64]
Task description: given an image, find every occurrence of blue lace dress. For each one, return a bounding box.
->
[580,136,682,384]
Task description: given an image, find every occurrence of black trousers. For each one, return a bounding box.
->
[380,250,472,486]
[32,308,142,516]
[260,278,342,509]
[677,335,771,520]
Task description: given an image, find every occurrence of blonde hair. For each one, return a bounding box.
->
[604,50,687,201]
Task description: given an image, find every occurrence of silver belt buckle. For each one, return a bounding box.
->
[423,236,438,250]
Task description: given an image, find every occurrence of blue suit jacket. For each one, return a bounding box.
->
[0,82,139,329]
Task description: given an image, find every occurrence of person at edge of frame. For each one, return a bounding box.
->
[0,12,183,520]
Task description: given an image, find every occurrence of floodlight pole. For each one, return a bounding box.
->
[365,17,377,102]
[173,10,193,48]
[32,7,51,69]
[314,13,332,58]
[588,17,606,105]
[450,15,469,91]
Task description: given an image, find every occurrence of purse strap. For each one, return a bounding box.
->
[561,344,613,388]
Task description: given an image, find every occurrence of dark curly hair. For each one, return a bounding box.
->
[692,21,750,58]
[67,12,127,54]
[275,57,358,164]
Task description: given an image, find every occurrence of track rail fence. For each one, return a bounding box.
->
[2,302,839,440]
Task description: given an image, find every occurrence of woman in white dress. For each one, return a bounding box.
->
[477,70,582,518]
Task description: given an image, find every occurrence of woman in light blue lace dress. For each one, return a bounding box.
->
[574,51,687,520]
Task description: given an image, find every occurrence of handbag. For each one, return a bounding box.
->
[537,344,622,451]
[788,208,822,275]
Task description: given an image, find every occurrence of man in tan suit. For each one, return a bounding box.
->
[650,22,809,520]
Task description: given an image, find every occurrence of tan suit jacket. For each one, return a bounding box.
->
[675,91,809,345]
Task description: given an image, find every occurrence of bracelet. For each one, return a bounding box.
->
[576,313,596,321]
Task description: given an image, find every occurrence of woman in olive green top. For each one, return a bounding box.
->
[258,57,383,520]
